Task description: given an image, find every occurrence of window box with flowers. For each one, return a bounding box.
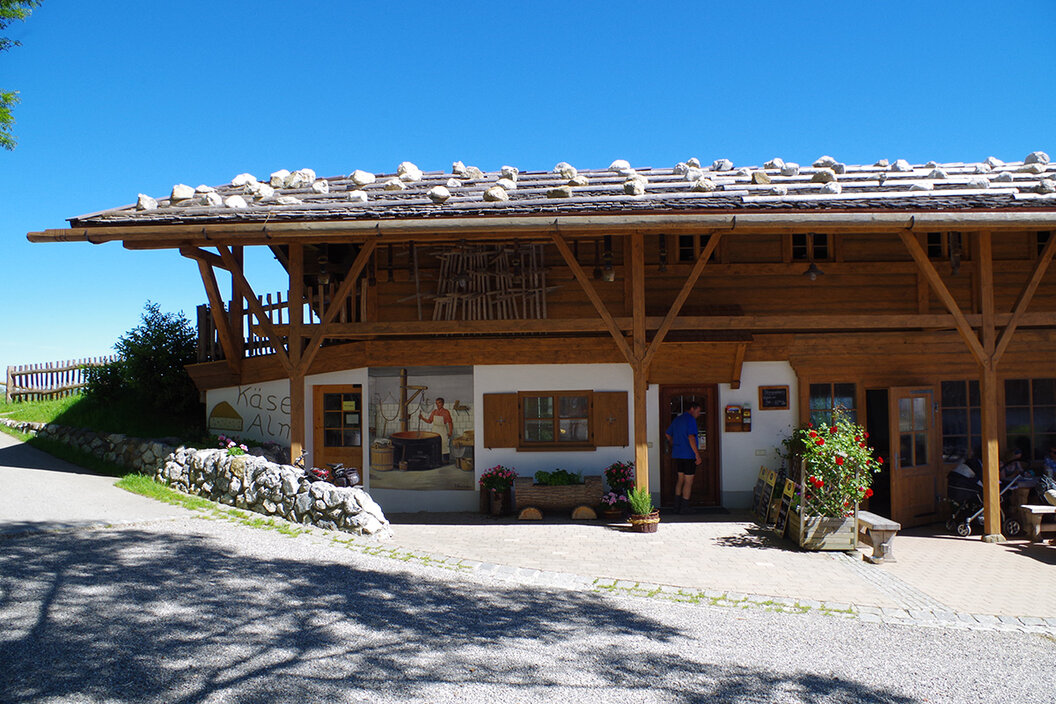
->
[478,465,517,516]
[783,412,882,551]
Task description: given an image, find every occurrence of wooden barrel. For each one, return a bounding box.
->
[370,444,394,471]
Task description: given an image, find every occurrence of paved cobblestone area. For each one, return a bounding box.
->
[384,511,1056,634]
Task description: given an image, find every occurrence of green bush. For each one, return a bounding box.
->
[83,301,203,428]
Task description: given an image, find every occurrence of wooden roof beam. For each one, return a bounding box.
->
[994,230,1056,365]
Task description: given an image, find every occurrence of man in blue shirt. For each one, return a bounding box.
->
[666,401,702,514]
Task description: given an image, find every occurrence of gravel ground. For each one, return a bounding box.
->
[1,515,1053,704]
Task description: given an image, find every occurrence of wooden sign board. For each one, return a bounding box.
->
[759,385,790,411]
[773,479,797,536]
[752,467,778,523]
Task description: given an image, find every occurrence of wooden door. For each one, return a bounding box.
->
[659,386,720,507]
[313,384,363,482]
[888,386,940,527]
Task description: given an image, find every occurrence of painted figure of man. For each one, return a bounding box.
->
[420,397,454,462]
[665,401,702,514]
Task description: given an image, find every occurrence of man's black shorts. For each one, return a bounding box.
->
[674,458,697,476]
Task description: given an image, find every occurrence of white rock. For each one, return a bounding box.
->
[994,172,1014,182]
[608,159,631,172]
[891,159,913,172]
[751,171,771,184]
[833,163,846,174]
[496,177,517,190]
[200,191,223,207]
[691,178,716,192]
[927,168,948,179]
[195,184,216,194]
[427,185,451,203]
[397,161,419,176]
[624,178,646,196]
[973,163,992,173]
[684,167,704,182]
[269,169,291,187]
[874,158,890,168]
[909,182,934,191]
[170,184,195,201]
[547,186,573,198]
[813,155,838,168]
[1035,179,1056,194]
[781,162,800,176]
[276,195,303,204]
[383,178,406,191]
[568,175,589,187]
[686,157,701,168]
[554,162,577,179]
[967,177,990,189]
[242,180,265,194]
[673,162,689,175]
[1025,151,1050,165]
[136,194,158,211]
[446,178,460,188]
[500,165,519,180]
[311,180,330,194]
[712,158,733,171]
[351,169,376,186]
[452,160,467,175]
[811,168,837,183]
[347,190,368,203]
[253,184,275,200]
[284,168,316,189]
[771,185,788,196]
[925,160,938,168]
[483,185,509,202]
[399,168,423,183]
[820,181,842,194]
[1018,163,1046,174]
[464,166,485,179]
[224,195,248,208]
[764,158,785,169]
[985,156,1004,168]
[231,173,256,187]
[735,167,751,177]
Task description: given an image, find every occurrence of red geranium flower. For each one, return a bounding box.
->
[835,456,845,466]
[877,456,884,464]
[830,426,838,434]
[865,488,874,498]
[815,438,825,446]
[865,432,870,438]
[809,430,817,438]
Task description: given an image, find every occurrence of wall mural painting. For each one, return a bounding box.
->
[368,367,474,491]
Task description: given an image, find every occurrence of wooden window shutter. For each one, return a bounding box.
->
[593,391,629,447]
[483,393,519,448]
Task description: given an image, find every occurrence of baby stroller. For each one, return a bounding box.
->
[946,468,1023,537]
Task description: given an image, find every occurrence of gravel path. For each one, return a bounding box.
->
[1,514,1052,704]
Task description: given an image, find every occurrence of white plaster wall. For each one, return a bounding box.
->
[718,361,799,508]
[474,364,655,494]
[206,379,291,446]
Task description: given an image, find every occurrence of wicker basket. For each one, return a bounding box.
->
[628,510,660,533]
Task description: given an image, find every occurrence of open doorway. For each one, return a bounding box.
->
[658,385,720,508]
[865,389,891,517]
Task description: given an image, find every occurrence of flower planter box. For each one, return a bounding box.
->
[514,475,602,519]
[788,510,858,551]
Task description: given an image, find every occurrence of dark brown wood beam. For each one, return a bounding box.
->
[217,244,293,373]
[187,255,241,376]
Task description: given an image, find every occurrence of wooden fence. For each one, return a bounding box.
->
[4,356,120,403]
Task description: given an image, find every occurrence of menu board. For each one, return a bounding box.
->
[759,385,790,410]
[752,467,778,522]
[774,479,797,536]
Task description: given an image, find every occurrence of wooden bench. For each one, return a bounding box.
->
[1021,505,1056,543]
[857,511,901,563]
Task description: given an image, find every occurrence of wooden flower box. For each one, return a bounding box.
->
[788,510,858,551]
[514,475,602,519]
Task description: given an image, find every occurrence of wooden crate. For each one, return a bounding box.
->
[514,475,603,513]
[788,511,858,551]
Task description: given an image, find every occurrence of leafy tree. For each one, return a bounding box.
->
[84,302,202,421]
[1,0,41,150]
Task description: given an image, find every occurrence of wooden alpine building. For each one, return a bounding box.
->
[29,153,1056,539]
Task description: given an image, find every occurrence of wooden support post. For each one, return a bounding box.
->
[632,362,649,490]
[977,232,1002,541]
[288,244,305,462]
[217,245,293,373]
[184,252,240,376]
[631,232,646,362]
[730,342,747,390]
[230,246,245,361]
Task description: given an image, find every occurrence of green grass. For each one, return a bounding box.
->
[114,473,217,511]
[0,393,205,442]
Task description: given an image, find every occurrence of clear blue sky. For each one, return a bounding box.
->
[2,1,1054,374]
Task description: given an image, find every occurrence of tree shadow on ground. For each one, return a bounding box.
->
[712,525,794,551]
[0,528,918,704]
[0,440,98,475]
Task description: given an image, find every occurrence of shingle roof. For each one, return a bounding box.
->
[70,154,1056,227]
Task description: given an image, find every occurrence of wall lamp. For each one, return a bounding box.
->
[803,262,824,281]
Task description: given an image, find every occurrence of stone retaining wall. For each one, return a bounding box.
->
[0,418,391,537]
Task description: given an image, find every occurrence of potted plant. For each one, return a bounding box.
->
[514,469,603,519]
[478,465,517,516]
[627,486,660,533]
[784,411,882,550]
[601,460,634,520]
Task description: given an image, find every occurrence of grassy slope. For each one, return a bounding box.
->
[0,394,205,441]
